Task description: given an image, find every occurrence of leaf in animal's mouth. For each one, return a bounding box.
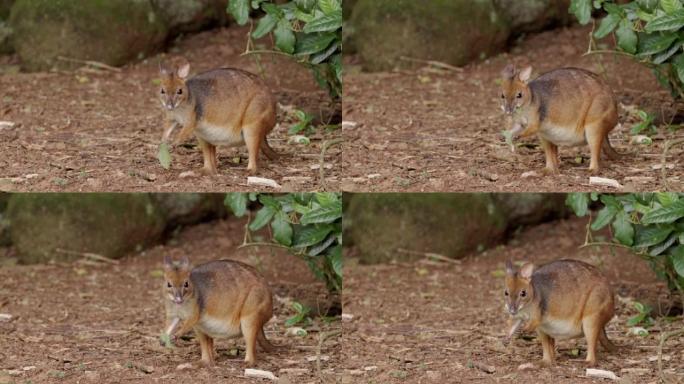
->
[158,142,172,170]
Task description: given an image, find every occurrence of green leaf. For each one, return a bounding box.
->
[318,0,341,15]
[673,53,684,84]
[271,211,293,246]
[635,225,675,248]
[662,0,683,14]
[228,0,250,25]
[293,224,334,248]
[303,11,342,33]
[670,245,684,277]
[649,233,678,256]
[616,18,638,53]
[566,193,590,217]
[308,233,337,256]
[594,13,621,39]
[645,9,684,31]
[224,193,248,217]
[570,0,593,25]
[636,33,678,56]
[641,199,684,223]
[613,210,635,246]
[158,143,171,170]
[249,205,276,231]
[252,13,278,39]
[300,201,342,224]
[274,19,296,54]
[591,205,618,231]
[329,244,342,278]
[656,192,680,206]
[627,313,645,326]
[295,32,337,55]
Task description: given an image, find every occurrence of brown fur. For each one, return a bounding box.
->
[500,64,619,174]
[504,259,616,366]
[159,61,277,175]
[162,256,274,367]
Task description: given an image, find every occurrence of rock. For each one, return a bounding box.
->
[0,21,12,54]
[152,0,228,35]
[350,0,510,71]
[7,194,166,263]
[0,0,12,20]
[244,368,277,380]
[586,368,619,380]
[149,193,226,227]
[176,363,193,370]
[494,0,571,33]
[345,193,568,263]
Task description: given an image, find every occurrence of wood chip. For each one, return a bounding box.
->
[521,171,539,178]
[586,368,619,380]
[0,313,12,322]
[341,313,354,322]
[0,121,15,129]
[178,171,197,179]
[247,177,281,189]
[589,176,623,189]
[517,363,536,371]
[471,361,496,374]
[341,121,358,129]
[244,368,277,380]
[176,363,193,370]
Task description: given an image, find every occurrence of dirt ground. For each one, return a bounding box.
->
[0,217,341,383]
[0,26,341,192]
[342,216,684,383]
[343,25,684,192]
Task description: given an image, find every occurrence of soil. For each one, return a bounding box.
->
[0,26,341,192]
[342,216,684,383]
[342,25,684,192]
[0,217,341,383]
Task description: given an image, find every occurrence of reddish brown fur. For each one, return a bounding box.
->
[504,259,616,366]
[500,64,619,174]
[162,256,274,367]
[159,61,277,175]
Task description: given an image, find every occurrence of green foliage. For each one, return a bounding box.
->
[566,193,684,300]
[570,0,684,98]
[627,301,654,327]
[288,109,315,135]
[225,192,342,293]
[227,0,342,99]
[285,301,312,327]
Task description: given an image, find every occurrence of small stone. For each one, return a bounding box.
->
[518,363,536,371]
[245,368,277,380]
[179,171,196,179]
[176,363,193,370]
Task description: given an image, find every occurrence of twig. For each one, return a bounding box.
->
[237,242,289,250]
[54,248,119,264]
[658,328,684,383]
[396,248,460,264]
[316,330,341,383]
[319,138,343,189]
[579,242,632,250]
[56,56,122,72]
[398,56,464,72]
[660,138,684,190]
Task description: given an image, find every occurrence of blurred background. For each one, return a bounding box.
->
[0,192,341,383]
[342,192,684,383]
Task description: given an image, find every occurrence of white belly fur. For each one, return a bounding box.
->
[540,124,586,147]
[539,318,583,340]
[197,315,242,339]
[196,123,244,147]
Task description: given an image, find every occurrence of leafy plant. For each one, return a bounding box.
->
[228,0,342,100]
[285,301,312,327]
[566,192,684,309]
[570,0,684,99]
[630,108,656,135]
[627,301,655,327]
[225,192,342,293]
[288,108,315,135]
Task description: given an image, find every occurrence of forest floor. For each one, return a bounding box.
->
[343,25,684,192]
[0,217,341,383]
[342,216,684,383]
[0,26,341,192]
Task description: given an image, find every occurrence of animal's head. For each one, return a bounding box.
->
[500,64,532,115]
[163,256,193,305]
[159,62,190,111]
[504,260,535,315]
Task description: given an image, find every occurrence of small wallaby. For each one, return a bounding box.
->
[162,256,275,367]
[500,65,620,174]
[159,61,278,175]
[504,259,616,367]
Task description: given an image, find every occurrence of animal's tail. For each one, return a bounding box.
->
[602,136,621,160]
[261,137,279,160]
[257,327,277,352]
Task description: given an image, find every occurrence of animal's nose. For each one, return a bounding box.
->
[508,307,517,315]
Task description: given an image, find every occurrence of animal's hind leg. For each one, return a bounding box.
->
[198,138,218,175]
[582,316,601,367]
[585,123,604,174]
[240,316,260,366]
[196,330,215,366]
[242,125,263,175]
[538,330,555,365]
[539,137,559,174]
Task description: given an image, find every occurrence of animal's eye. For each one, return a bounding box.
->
[500,94,505,99]
[516,92,522,99]
[184,281,189,288]
[504,290,509,296]
[520,290,526,297]
[167,282,171,288]
[177,89,183,95]
[160,89,166,94]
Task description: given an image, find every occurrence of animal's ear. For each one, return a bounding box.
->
[518,66,533,83]
[177,63,190,79]
[505,259,515,275]
[179,256,190,268]
[501,64,516,80]
[519,262,535,281]
[163,255,173,269]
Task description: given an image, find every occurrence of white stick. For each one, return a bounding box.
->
[247,177,282,189]
[586,368,619,380]
[165,318,180,336]
[244,369,277,380]
[589,177,623,189]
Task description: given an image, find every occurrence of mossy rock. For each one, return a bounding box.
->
[494,0,571,34]
[345,193,569,264]
[0,0,13,20]
[350,0,511,71]
[344,193,507,264]
[150,193,227,227]
[7,193,166,263]
[9,0,168,71]
[152,0,228,34]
